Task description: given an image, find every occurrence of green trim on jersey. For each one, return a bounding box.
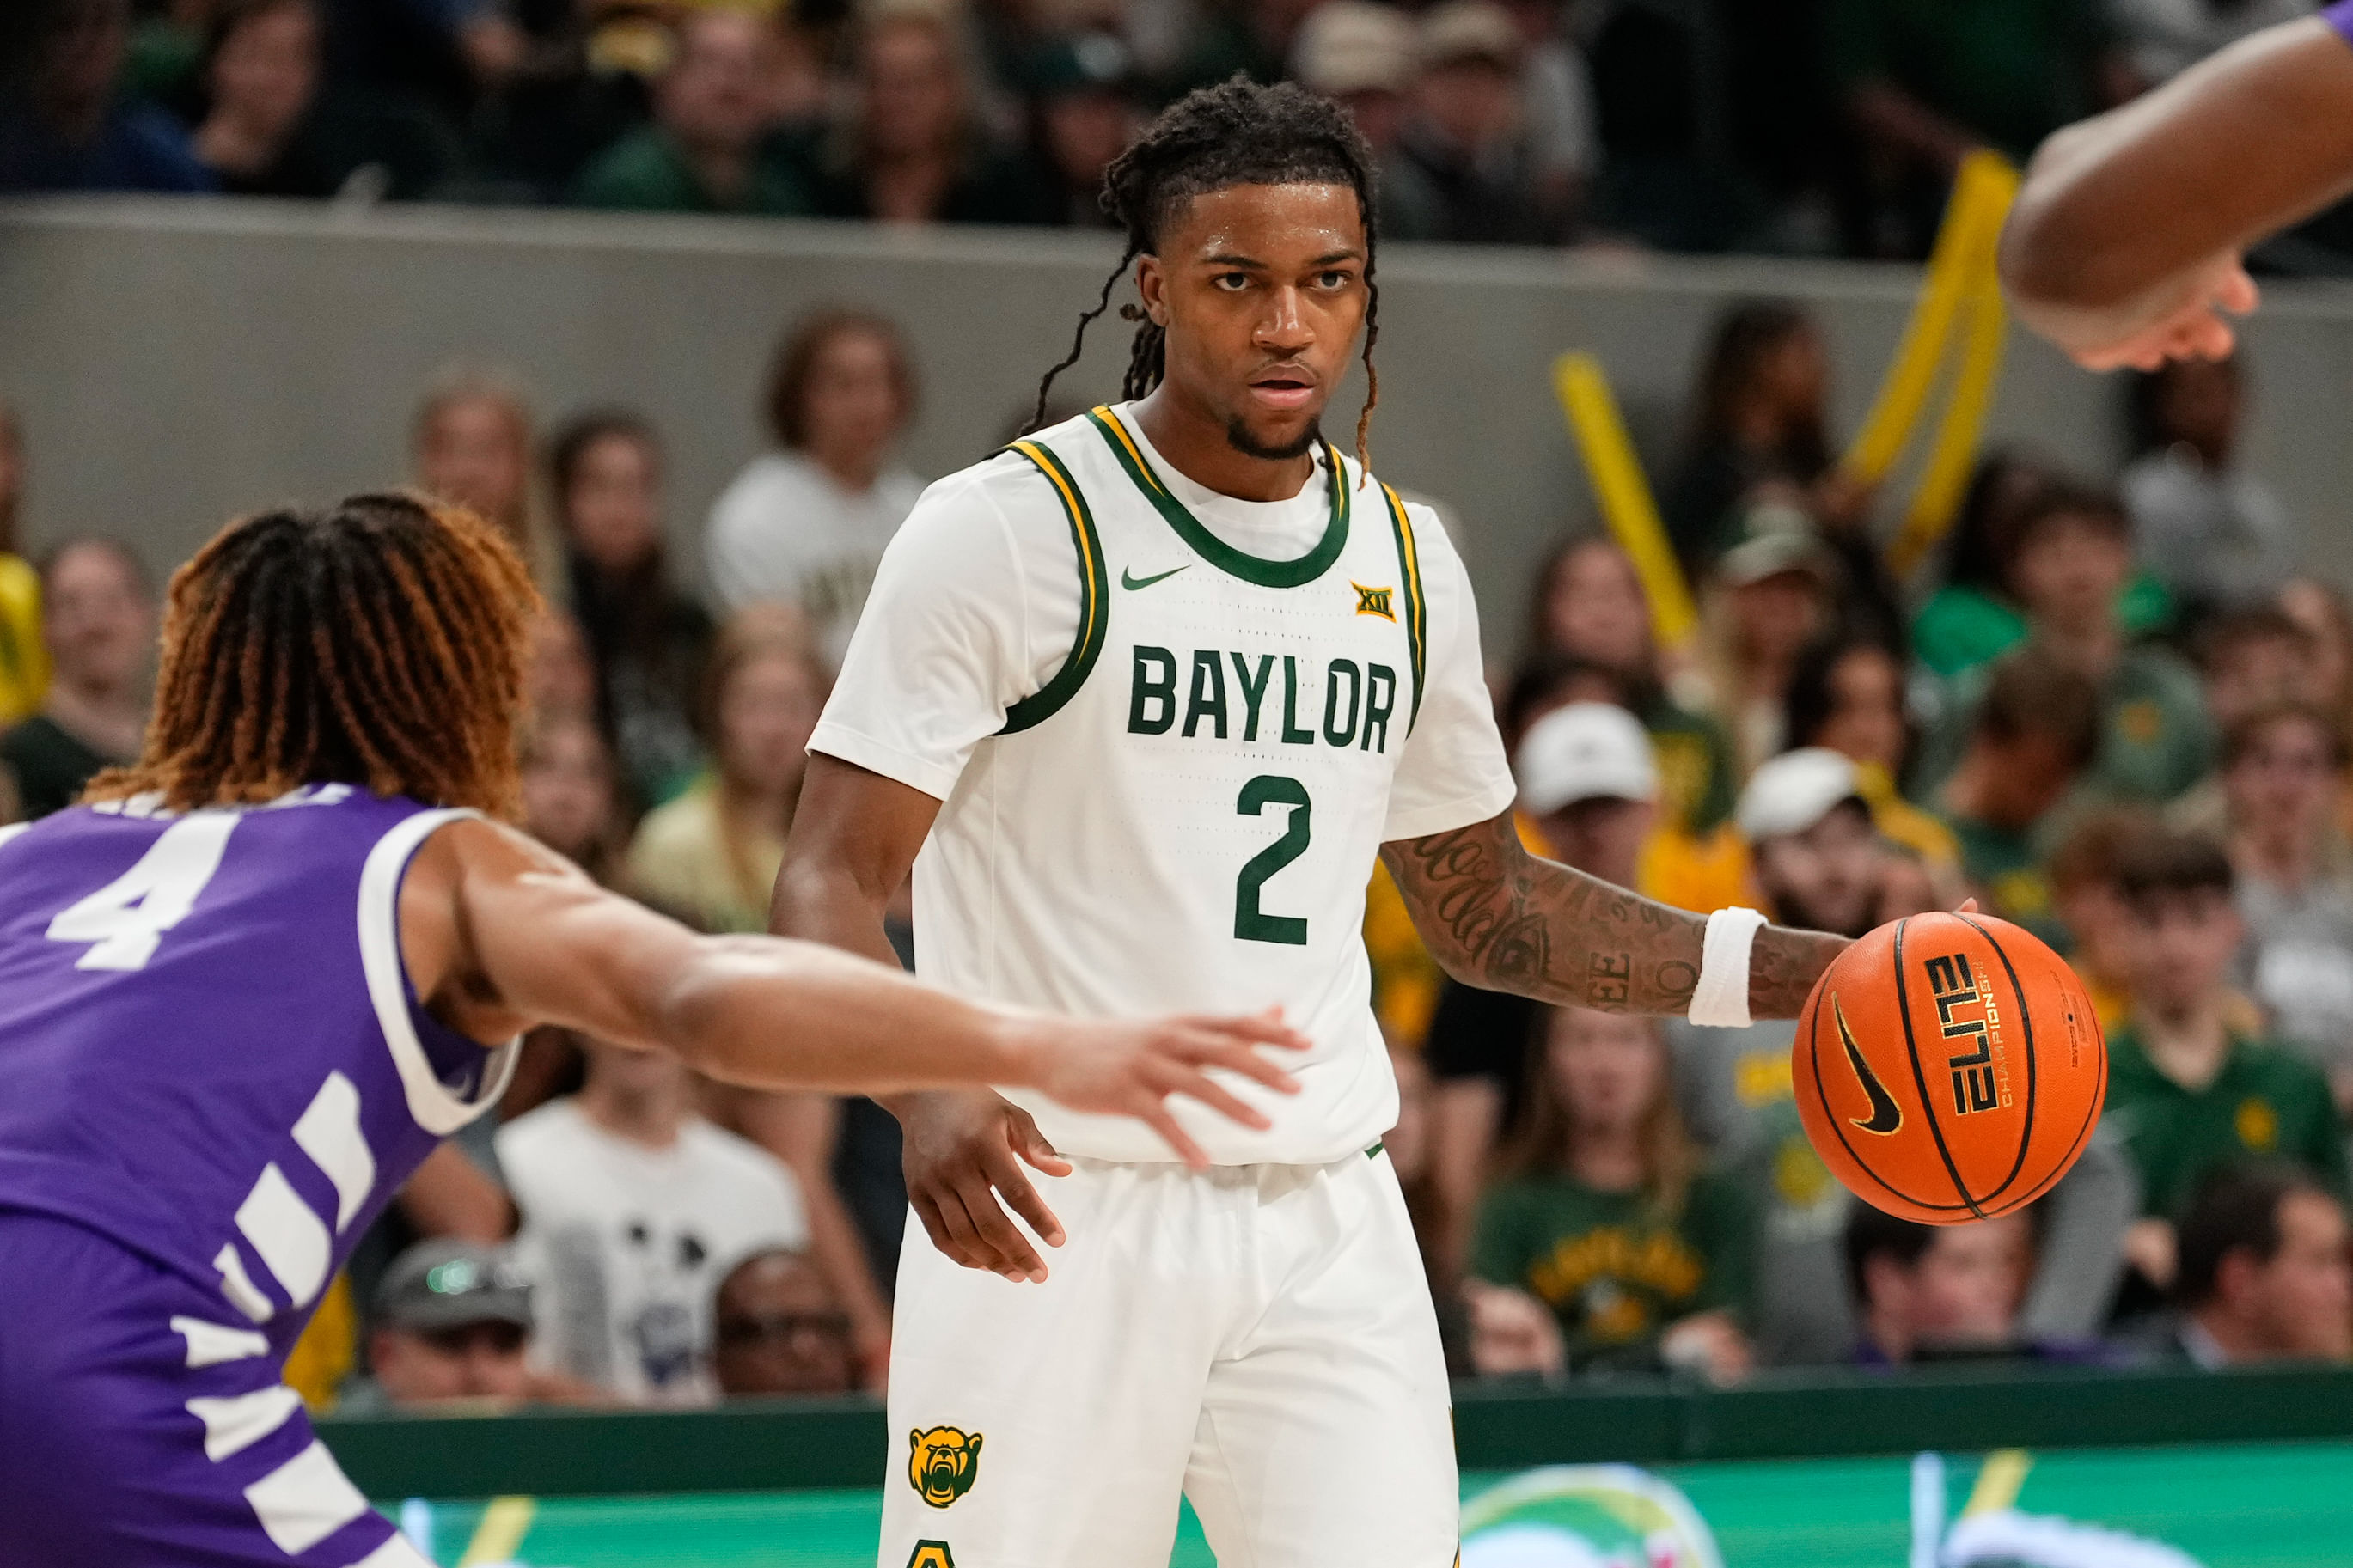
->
[1085,406,1350,589]
[999,440,1110,735]
[1379,482,1427,731]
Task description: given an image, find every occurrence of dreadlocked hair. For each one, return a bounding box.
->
[88,493,541,820]
[1027,76,1384,473]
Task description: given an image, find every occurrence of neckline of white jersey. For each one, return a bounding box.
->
[1085,405,1350,590]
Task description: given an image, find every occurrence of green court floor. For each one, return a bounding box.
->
[390,1439,2353,1566]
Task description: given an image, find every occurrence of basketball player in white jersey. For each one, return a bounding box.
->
[775,79,1849,1568]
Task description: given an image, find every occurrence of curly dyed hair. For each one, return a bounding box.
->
[87,493,541,818]
[1028,76,1384,467]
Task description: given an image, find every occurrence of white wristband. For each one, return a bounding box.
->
[1689,906,1768,1028]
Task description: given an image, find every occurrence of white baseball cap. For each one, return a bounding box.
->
[1737,747,1866,842]
[1515,703,1658,815]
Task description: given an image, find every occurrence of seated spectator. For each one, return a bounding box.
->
[2279,578,2353,739]
[1783,631,1959,879]
[1844,1204,2036,1366]
[1527,536,1739,837]
[1933,653,2104,949]
[571,10,813,216]
[0,540,154,819]
[550,409,711,808]
[1013,32,1142,229]
[413,369,542,572]
[712,1247,858,1397]
[1384,1,1559,244]
[1935,481,2212,804]
[519,713,626,886]
[190,0,339,196]
[804,0,1043,225]
[0,0,215,192]
[345,1239,536,1412]
[2223,704,2353,1113]
[1691,524,1836,777]
[1662,302,1847,580]
[0,403,46,728]
[1290,3,1431,236]
[2048,804,2168,1034]
[706,309,923,667]
[1912,459,2169,682]
[627,610,822,934]
[2111,0,2309,89]
[2173,606,2329,836]
[2152,1165,2353,1367]
[498,1039,810,1406]
[1471,1007,1754,1381]
[2123,353,2295,629]
[1163,0,1321,101]
[2104,830,2350,1302]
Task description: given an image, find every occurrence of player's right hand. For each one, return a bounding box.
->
[899,1090,1072,1283]
[2049,252,2258,371]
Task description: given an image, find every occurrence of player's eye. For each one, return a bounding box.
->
[1213,272,1250,292]
[1317,271,1353,290]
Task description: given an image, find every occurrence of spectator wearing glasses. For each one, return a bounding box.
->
[712,1247,857,1397]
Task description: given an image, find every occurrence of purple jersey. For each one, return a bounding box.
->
[2332,0,2353,47]
[0,786,515,1351]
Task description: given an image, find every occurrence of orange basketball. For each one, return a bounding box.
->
[1793,910,2106,1225]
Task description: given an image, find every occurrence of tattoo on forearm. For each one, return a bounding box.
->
[1383,812,1848,1020]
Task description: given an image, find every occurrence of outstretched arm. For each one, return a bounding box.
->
[1380,810,1845,1020]
[2002,15,2353,368]
[400,816,1303,1165]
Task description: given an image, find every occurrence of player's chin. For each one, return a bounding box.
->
[1225,402,1328,461]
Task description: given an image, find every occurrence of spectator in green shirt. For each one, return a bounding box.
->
[1470,1006,1754,1381]
[1934,652,2103,951]
[2104,830,2351,1305]
[571,12,816,217]
[1922,480,2210,808]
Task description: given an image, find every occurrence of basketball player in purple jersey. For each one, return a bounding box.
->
[0,494,1306,1568]
[2002,3,2353,368]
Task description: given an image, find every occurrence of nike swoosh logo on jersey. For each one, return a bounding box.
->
[1834,993,1904,1134]
[1121,564,1189,590]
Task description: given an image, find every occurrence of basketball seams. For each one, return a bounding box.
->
[1804,977,1976,1215]
[1954,913,2039,1209]
[1991,969,2108,1217]
[1892,917,1991,1220]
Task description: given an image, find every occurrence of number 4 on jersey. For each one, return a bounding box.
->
[47,815,239,970]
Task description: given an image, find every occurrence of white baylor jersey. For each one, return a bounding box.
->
[812,404,1513,1164]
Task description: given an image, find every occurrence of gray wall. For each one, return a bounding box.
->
[7,195,2353,656]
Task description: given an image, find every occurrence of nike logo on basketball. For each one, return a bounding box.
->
[1835,994,1904,1134]
[1121,564,1189,590]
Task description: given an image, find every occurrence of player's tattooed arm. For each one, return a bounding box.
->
[1380,810,1848,1019]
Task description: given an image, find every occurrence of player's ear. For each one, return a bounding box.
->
[1137,253,1170,328]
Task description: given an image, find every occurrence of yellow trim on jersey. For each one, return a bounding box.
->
[1378,483,1427,729]
[1000,440,1110,735]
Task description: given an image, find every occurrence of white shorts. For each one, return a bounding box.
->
[878,1148,1458,1568]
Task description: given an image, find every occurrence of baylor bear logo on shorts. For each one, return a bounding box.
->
[909,1426,983,1508]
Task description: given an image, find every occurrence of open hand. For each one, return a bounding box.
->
[1020,1007,1308,1168]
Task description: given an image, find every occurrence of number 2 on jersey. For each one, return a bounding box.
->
[47,814,239,970]
[1234,775,1311,945]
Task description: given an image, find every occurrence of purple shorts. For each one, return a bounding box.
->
[0,1212,421,1568]
[2332,0,2353,47]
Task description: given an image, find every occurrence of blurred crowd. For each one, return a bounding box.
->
[6,0,2353,262]
[3,284,2353,1418]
